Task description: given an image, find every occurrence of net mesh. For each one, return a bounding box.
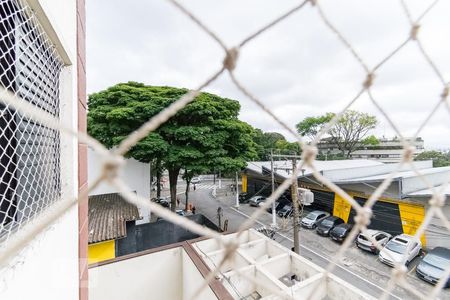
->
[0,0,62,243]
[1,0,450,299]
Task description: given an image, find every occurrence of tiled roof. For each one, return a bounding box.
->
[88,193,141,244]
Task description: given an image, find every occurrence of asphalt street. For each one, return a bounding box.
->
[169,180,450,300]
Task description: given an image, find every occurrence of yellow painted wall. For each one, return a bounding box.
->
[333,193,352,223]
[398,203,426,246]
[241,174,247,193]
[88,240,115,264]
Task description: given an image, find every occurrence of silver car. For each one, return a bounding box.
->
[301,210,330,229]
[356,230,392,254]
[249,196,266,207]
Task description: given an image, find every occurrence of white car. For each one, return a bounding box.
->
[301,210,330,229]
[191,177,201,184]
[379,234,422,267]
[356,230,392,254]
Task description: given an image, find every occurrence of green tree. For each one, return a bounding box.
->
[361,135,380,146]
[274,140,301,155]
[415,150,450,167]
[296,110,377,158]
[252,130,294,160]
[296,113,334,140]
[88,82,257,211]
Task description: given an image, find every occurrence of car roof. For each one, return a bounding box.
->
[310,210,327,215]
[363,229,389,237]
[429,247,450,258]
[392,234,417,244]
[324,216,341,221]
[335,223,352,229]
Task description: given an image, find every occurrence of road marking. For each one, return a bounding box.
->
[230,206,401,300]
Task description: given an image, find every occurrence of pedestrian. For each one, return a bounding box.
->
[194,184,196,191]
[176,197,180,207]
[192,205,196,215]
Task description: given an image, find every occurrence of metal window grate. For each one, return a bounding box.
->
[0,0,63,240]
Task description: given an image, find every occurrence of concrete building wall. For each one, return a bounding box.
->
[88,148,151,223]
[89,247,217,300]
[0,1,80,299]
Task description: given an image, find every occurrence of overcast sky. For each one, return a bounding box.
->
[86,0,450,149]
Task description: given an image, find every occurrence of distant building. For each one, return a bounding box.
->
[88,147,151,223]
[88,192,220,264]
[317,137,425,163]
[88,193,141,264]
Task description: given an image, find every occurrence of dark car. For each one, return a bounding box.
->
[239,193,250,204]
[266,201,285,214]
[152,197,170,208]
[416,247,450,287]
[316,216,344,236]
[330,223,353,243]
[277,205,293,218]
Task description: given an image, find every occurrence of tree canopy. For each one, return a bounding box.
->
[88,82,257,210]
[296,113,334,140]
[414,150,450,167]
[296,110,377,158]
[252,129,300,160]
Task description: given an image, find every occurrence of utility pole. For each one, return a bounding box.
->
[291,155,300,255]
[272,153,302,255]
[270,149,276,227]
[235,171,239,207]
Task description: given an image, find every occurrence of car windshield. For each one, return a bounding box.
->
[385,241,407,254]
[423,254,450,270]
[333,226,346,234]
[305,213,316,220]
[321,219,334,226]
[358,234,368,241]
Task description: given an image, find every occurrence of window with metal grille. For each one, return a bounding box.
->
[0,0,63,237]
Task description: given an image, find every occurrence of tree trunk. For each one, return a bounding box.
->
[156,158,162,198]
[168,167,180,212]
[185,179,190,212]
[346,150,352,159]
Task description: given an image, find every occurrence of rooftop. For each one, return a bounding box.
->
[88,193,141,243]
[89,229,374,300]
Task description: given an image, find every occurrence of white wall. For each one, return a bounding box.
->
[0,208,79,300]
[90,247,183,300]
[0,0,79,299]
[89,247,217,300]
[88,148,151,223]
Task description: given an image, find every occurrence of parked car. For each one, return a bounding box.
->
[379,234,422,267]
[239,193,250,204]
[356,230,392,254]
[249,195,266,207]
[176,209,185,216]
[191,176,201,184]
[152,197,170,208]
[330,223,353,243]
[266,201,285,213]
[416,247,450,287]
[277,205,293,218]
[301,210,330,229]
[316,216,344,236]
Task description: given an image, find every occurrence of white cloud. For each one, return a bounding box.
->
[86,0,450,149]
